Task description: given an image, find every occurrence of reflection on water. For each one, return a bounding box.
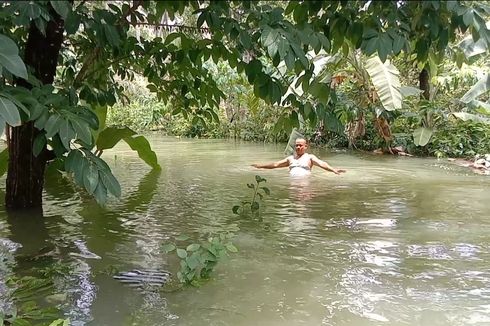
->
[0,137,489,325]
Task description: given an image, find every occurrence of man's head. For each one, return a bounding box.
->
[294,138,308,155]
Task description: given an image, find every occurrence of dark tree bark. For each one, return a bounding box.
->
[5,10,64,210]
[419,68,430,100]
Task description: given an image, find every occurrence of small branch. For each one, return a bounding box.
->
[133,22,210,34]
[95,149,103,157]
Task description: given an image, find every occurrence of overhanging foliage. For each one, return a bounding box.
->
[0,0,489,207]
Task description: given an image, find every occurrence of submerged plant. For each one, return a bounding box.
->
[48,320,70,326]
[1,275,67,325]
[163,233,237,286]
[232,175,270,217]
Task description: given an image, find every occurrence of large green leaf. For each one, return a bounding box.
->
[93,182,107,205]
[466,100,490,116]
[0,148,8,177]
[459,37,487,59]
[460,75,490,103]
[0,34,28,79]
[0,96,21,126]
[50,1,70,19]
[123,135,160,169]
[413,127,433,146]
[71,119,92,145]
[92,105,108,142]
[452,112,490,124]
[365,55,402,111]
[99,169,121,197]
[96,127,135,150]
[82,162,99,195]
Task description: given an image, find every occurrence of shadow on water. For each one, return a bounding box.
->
[3,203,64,275]
[0,165,165,325]
[78,167,163,256]
[74,167,168,326]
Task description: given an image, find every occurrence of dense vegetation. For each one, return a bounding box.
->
[0,0,489,206]
[108,28,490,158]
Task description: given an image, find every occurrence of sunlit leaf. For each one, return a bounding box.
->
[460,75,490,103]
[365,56,402,111]
[96,127,135,150]
[413,127,433,146]
[48,319,70,326]
[452,112,490,124]
[123,135,160,169]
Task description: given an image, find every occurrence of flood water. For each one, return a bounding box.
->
[1,136,490,325]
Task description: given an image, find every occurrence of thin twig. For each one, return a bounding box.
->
[134,22,210,34]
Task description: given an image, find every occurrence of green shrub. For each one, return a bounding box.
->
[428,120,490,158]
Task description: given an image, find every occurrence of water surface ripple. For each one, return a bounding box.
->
[0,137,489,325]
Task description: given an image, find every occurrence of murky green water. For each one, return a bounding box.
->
[1,136,490,325]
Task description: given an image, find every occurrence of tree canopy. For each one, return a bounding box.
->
[0,0,489,207]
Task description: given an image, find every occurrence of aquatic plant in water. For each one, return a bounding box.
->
[163,175,270,286]
[0,275,69,325]
[232,175,270,217]
[163,233,238,286]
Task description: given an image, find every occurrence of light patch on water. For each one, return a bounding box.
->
[70,240,101,260]
[362,311,389,322]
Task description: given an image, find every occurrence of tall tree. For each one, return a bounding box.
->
[0,0,488,210]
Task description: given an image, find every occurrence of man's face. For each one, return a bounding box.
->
[295,139,307,155]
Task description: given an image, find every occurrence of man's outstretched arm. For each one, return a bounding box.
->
[310,155,346,174]
[252,158,289,169]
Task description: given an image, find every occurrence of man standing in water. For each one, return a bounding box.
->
[252,138,347,177]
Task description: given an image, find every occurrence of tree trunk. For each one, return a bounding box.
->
[5,10,64,210]
[419,68,430,100]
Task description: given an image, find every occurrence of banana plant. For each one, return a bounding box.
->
[453,21,490,125]
[326,50,404,148]
[456,73,490,124]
